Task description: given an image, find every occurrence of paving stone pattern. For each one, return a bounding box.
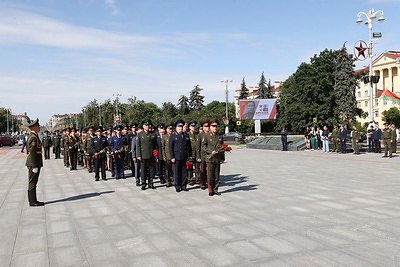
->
[1,146,400,266]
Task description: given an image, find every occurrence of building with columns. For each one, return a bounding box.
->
[356,51,400,126]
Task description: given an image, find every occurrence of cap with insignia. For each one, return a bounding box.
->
[114,125,123,131]
[200,120,209,127]
[209,118,220,126]
[95,126,103,132]
[157,123,165,129]
[189,121,197,127]
[27,118,39,128]
[175,119,185,127]
[70,127,76,132]
[142,118,152,126]
[130,123,138,128]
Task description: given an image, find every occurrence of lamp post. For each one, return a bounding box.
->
[356,8,385,123]
[221,79,233,134]
[98,103,102,127]
[113,92,122,125]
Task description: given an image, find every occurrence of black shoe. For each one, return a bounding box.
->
[150,185,156,189]
[166,184,171,188]
[215,192,221,195]
[136,182,140,186]
[189,182,194,186]
[176,188,181,192]
[102,178,107,181]
[111,174,115,178]
[201,185,206,190]
[183,188,189,191]
[209,192,214,196]
[29,201,44,206]
[141,186,146,190]
[95,178,99,181]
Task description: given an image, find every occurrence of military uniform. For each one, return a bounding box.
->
[201,123,225,196]
[197,121,210,190]
[137,119,157,190]
[61,131,70,167]
[162,131,173,187]
[331,127,339,152]
[391,127,397,153]
[109,126,127,179]
[92,129,108,181]
[42,132,52,160]
[52,132,61,159]
[25,119,44,206]
[352,128,360,154]
[84,130,95,172]
[169,120,192,192]
[67,131,79,170]
[187,127,199,185]
[382,126,392,157]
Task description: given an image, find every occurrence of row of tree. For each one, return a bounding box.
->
[0,108,21,134]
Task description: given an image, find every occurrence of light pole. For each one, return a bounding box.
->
[113,92,122,125]
[6,108,10,134]
[98,103,102,127]
[221,79,233,134]
[356,8,385,123]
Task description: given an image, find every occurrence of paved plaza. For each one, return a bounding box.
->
[1,146,400,266]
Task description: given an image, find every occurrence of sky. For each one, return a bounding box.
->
[0,0,399,124]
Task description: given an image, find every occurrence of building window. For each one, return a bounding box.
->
[365,90,368,96]
[375,99,379,106]
[357,102,361,108]
[383,99,388,105]
[357,91,361,98]
[364,101,368,107]
[375,111,379,118]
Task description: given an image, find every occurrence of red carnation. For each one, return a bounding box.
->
[186,161,193,170]
[152,149,159,157]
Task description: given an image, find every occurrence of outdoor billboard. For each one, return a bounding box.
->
[239,99,277,120]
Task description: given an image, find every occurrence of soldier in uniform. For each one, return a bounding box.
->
[201,119,225,196]
[339,125,347,154]
[187,121,198,185]
[67,128,79,170]
[197,120,210,190]
[92,127,108,181]
[169,119,192,192]
[162,123,174,187]
[52,130,61,159]
[137,119,157,190]
[61,128,70,168]
[76,129,84,167]
[109,125,127,179]
[84,127,95,173]
[351,125,360,155]
[122,126,131,170]
[42,130,52,160]
[331,125,339,152]
[25,119,44,206]
[381,123,393,158]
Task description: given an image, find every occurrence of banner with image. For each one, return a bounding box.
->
[239,99,277,120]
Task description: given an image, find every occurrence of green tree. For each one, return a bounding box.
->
[382,107,400,126]
[177,95,190,115]
[160,102,178,122]
[334,46,359,123]
[256,72,273,99]
[277,49,339,132]
[189,85,205,110]
[238,78,249,99]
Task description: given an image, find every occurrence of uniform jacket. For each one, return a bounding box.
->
[196,132,207,160]
[169,131,192,161]
[136,131,157,159]
[352,129,360,140]
[110,134,127,152]
[188,131,198,159]
[201,132,225,163]
[25,132,43,168]
[42,135,52,148]
[61,134,70,151]
[84,135,95,154]
[331,128,339,139]
[162,134,171,160]
[52,135,61,147]
[67,135,78,151]
[156,132,164,160]
[91,135,108,157]
[130,132,138,158]
[382,128,392,140]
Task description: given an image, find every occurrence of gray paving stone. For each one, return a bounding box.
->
[49,245,87,266]
[199,245,242,266]
[11,251,48,267]
[315,249,377,266]
[225,240,272,260]
[251,236,301,255]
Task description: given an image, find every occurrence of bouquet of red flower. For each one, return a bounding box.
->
[94,147,108,159]
[208,144,232,160]
[186,158,195,170]
[152,149,159,157]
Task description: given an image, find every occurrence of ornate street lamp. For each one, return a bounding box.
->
[221,79,233,134]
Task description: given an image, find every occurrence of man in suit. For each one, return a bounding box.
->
[169,119,192,192]
[92,127,108,181]
[137,119,157,190]
[130,124,141,186]
[339,125,347,154]
[25,119,44,206]
[373,124,382,153]
[201,118,225,196]
[110,125,127,179]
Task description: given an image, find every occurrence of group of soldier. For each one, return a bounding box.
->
[45,118,226,196]
[330,123,398,157]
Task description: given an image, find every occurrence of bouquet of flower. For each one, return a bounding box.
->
[152,149,159,157]
[185,158,195,170]
[94,147,108,159]
[84,152,93,160]
[208,144,232,160]
[112,145,128,159]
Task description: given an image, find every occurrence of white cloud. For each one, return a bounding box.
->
[104,0,119,15]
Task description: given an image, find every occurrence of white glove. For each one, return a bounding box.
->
[32,168,39,173]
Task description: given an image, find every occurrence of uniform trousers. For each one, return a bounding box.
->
[352,140,359,154]
[28,167,41,190]
[383,139,392,157]
[114,152,125,178]
[332,139,339,152]
[54,146,61,159]
[207,162,221,193]
[174,160,187,190]
[69,149,77,169]
[93,156,106,180]
[156,160,166,182]
[165,160,173,185]
[63,149,70,166]
[141,158,155,187]
[374,139,381,153]
[339,139,346,153]
[44,147,50,159]
[199,160,208,187]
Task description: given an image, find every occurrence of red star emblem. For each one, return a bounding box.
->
[355,42,367,59]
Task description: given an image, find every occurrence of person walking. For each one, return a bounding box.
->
[25,119,44,207]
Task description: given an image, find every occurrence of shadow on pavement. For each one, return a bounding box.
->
[45,191,114,205]
[220,174,258,193]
